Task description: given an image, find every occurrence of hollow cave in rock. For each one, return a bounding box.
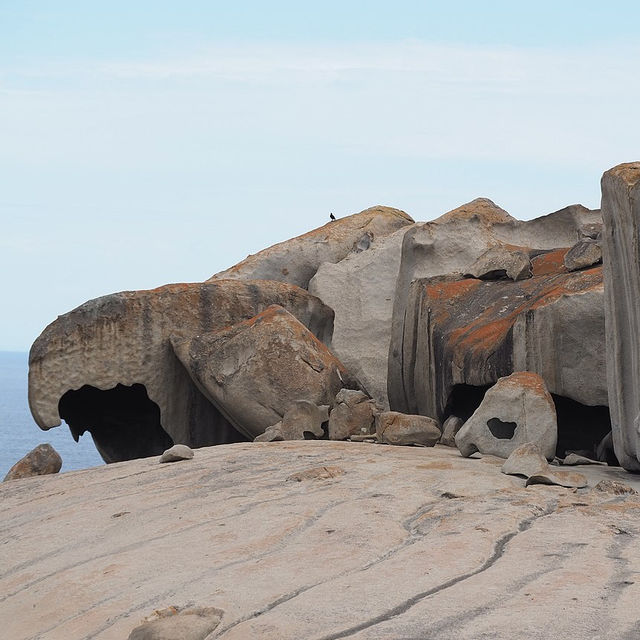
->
[445,383,616,462]
[59,383,174,463]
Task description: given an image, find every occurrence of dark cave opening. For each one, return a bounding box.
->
[445,383,616,462]
[58,383,174,463]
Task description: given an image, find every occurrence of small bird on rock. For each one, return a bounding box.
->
[329,212,336,221]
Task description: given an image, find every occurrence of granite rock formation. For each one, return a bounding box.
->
[171,305,353,440]
[3,441,640,640]
[601,162,640,471]
[29,280,334,462]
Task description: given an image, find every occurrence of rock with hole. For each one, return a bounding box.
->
[455,372,557,460]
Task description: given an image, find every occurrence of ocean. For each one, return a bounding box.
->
[0,351,104,478]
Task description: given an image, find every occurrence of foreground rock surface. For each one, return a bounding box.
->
[601,162,640,471]
[2,441,640,640]
[3,443,62,481]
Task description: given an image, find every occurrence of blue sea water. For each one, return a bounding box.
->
[0,351,104,478]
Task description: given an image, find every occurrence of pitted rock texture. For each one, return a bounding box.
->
[3,443,62,481]
[601,162,640,471]
[208,206,413,289]
[172,305,354,439]
[3,441,640,640]
[392,252,604,422]
[389,199,601,412]
[28,280,334,462]
[455,372,557,460]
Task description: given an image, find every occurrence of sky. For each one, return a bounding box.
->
[1,1,640,351]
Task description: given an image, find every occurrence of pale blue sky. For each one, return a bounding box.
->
[1,2,639,350]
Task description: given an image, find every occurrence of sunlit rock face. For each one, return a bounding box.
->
[601,162,640,471]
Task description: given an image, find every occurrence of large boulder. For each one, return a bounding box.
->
[29,280,334,462]
[391,251,605,429]
[309,225,412,408]
[172,305,357,439]
[209,206,414,289]
[3,444,62,481]
[388,199,601,412]
[601,161,640,471]
[455,372,557,460]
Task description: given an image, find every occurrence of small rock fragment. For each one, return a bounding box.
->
[3,444,62,481]
[377,411,440,447]
[254,401,328,442]
[439,415,464,447]
[564,240,602,272]
[562,453,606,466]
[593,480,638,496]
[328,389,375,440]
[159,444,194,463]
[465,245,532,281]
[502,443,587,488]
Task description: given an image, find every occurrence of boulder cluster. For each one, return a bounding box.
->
[23,162,640,473]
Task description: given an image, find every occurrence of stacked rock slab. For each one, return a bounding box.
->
[388,200,602,413]
[393,251,605,423]
[28,280,334,462]
[171,305,355,439]
[601,162,640,471]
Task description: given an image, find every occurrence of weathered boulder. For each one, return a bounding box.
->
[601,161,640,471]
[501,442,587,488]
[455,372,557,460]
[254,401,329,442]
[159,444,194,463]
[309,225,412,408]
[392,252,605,427]
[28,280,334,463]
[389,199,601,412]
[564,239,602,271]
[439,415,464,447]
[3,443,62,481]
[209,206,413,289]
[465,245,532,281]
[376,411,441,446]
[172,305,355,439]
[327,389,376,440]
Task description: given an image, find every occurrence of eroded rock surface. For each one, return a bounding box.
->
[172,305,354,439]
[3,441,640,640]
[29,280,334,462]
[601,161,640,471]
[455,372,557,460]
[254,401,329,442]
[465,245,532,281]
[209,206,413,289]
[388,199,601,413]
